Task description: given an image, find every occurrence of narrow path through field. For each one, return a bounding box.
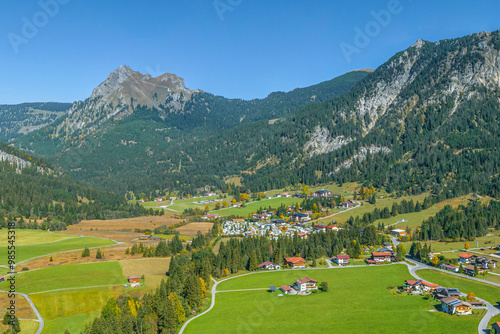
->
[217,288,269,293]
[0,291,44,334]
[405,258,500,334]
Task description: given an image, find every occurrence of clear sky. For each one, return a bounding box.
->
[1,0,499,104]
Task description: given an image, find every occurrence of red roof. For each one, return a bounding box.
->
[372,252,392,257]
[296,277,318,284]
[335,255,350,259]
[458,253,474,258]
[257,261,273,268]
[285,257,305,264]
[128,276,141,280]
[280,285,292,291]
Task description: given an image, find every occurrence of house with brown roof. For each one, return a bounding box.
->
[463,264,485,276]
[439,263,459,272]
[293,277,318,292]
[285,257,306,268]
[371,251,393,263]
[404,279,439,293]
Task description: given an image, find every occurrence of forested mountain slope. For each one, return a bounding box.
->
[14,69,370,194]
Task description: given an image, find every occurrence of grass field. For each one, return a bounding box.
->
[31,285,124,333]
[151,234,193,241]
[372,195,488,230]
[400,231,500,253]
[0,261,125,294]
[0,291,37,319]
[0,236,117,266]
[119,258,170,290]
[0,229,76,246]
[416,269,500,305]
[185,265,480,333]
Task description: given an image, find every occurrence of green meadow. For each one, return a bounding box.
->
[0,236,117,265]
[0,229,76,246]
[184,265,481,333]
[0,261,124,294]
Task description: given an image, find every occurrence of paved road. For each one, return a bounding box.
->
[325,258,334,268]
[0,290,44,334]
[405,259,500,334]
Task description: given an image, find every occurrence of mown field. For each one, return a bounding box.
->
[416,269,500,304]
[31,286,124,334]
[0,236,117,265]
[184,265,481,333]
[0,261,125,294]
[0,229,77,246]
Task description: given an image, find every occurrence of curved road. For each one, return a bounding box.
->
[180,259,499,334]
[405,259,500,334]
[0,290,44,334]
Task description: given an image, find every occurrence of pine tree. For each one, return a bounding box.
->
[96,249,102,259]
[249,250,258,271]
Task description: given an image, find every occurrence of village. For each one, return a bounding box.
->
[207,189,359,238]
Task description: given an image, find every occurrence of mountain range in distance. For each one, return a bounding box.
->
[6,30,500,200]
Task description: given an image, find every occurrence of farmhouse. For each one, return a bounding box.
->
[257,261,280,270]
[285,257,306,268]
[339,199,358,209]
[311,190,332,198]
[154,197,162,202]
[128,276,141,283]
[371,251,393,263]
[293,277,318,292]
[463,264,485,276]
[202,214,219,220]
[458,253,475,264]
[475,256,497,269]
[139,235,151,240]
[403,280,439,293]
[332,254,350,265]
[439,263,459,272]
[441,297,472,315]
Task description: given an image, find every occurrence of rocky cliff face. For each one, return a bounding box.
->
[62,65,201,134]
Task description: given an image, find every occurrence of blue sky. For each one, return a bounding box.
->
[1,0,499,104]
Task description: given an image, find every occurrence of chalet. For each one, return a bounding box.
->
[434,287,462,299]
[285,257,306,268]
[275,194,282,198]
[339,199,358,209]
[139,235,151,240]
[150,236,161,241]
[382,242,392,249]
[441,297,472,315]
[257,261,280,270]
[458,253,475,264]
[128,276,141,283]
[280,285,296,295]
[154,197,162,202]
[439,263,459,273]
[314,224,327,232]
[297,232,309,239]
[138,199,145,203]
[293,277,318,292]
[371,251,393,263]
[282,192,291,198]
[391,229,406,237]
[311,190,332,198]
[463,264,485,276]
[326,225,340,232]
[292,213,310,223]
[332,254,350,265]
[475,256,497,269]
[252,213,271,220]
[404,279,439,293]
